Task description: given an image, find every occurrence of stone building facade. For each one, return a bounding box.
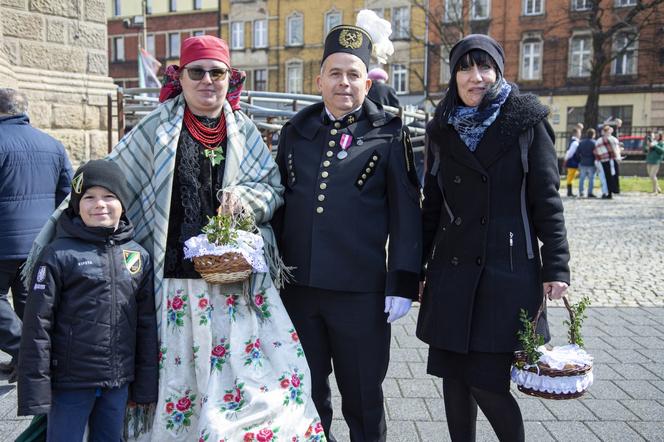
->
[1,0,117,164]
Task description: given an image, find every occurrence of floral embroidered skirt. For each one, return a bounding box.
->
[147,278,325,441]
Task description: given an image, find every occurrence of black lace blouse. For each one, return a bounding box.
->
[164,116,226,278]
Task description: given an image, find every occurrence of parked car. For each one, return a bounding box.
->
[619,135,645,152]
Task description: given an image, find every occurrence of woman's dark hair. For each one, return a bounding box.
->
[433,49,503,127]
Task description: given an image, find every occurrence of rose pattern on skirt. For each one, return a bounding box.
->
[167,289,189,330]
[254,292,271,319]
[211,338,231,373]
[278,368,305,406]
[163,389,197,433]
[244,337,263,368]
[219,379,247,415]
[289,328,304,358]
[196,292,214,326]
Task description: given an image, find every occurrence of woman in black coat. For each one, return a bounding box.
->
[416,35,570,441]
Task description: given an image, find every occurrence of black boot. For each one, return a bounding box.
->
[567,184,576,197]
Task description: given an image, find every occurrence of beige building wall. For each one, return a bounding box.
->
[1,0,117,165]
[546,93,656,132]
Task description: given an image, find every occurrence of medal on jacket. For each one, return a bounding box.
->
[337,134,353,160]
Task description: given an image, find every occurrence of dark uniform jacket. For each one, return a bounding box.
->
[274,99,422,299]
[367,82,400,108]
[416,89,570,353]
[17,210,158,416]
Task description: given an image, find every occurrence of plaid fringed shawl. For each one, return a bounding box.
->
[24,95,285,324]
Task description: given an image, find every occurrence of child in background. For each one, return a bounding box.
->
[17,160,158,442]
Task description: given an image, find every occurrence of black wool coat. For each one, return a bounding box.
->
[416,89,570,354]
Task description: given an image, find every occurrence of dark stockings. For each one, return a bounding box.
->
[443,378,525,442]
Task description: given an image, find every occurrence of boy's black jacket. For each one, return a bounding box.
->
[17,209,158,416]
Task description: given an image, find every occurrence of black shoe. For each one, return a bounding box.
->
[587,193,597,198]
[601,194,612,199]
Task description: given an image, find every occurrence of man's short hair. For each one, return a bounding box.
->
[586,128,596,138]
[0,88,28,115]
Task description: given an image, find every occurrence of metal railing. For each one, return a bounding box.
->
[107,88,431,153]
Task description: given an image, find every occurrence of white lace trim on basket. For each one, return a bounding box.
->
[183,230,268,273]
[511,366,594,394]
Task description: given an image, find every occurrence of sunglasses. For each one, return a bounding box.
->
[184,67,229,82]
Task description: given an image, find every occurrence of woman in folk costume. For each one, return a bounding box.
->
[27,35,324,441]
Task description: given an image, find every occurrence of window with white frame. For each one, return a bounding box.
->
[286,61,303,93]
[231,22,245,50]
[112,36,125,62]
[113,0,121,16]
[569,34,592,77]
[287,13,304,46]
[571,0,590,11]
[391,64,408,94]
[612,32,637,75]
[325,10,342,36]
[145,0,152,14]
[254,69,267,91]
[392,7,410,39]
[254,19,267,48]
[615,0,636,6]
[192,30,205,37]
[440,47,451,84]
[168,32,180,58]
[472,0,491,20]
[520,36,542,80]
[146,34,155,56]
[523,0,544,15]
[444,0,463,23]
[170,0,177,12]
[193,0,202,10]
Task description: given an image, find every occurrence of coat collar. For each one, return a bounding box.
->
[288,98,397,140]
[0,113,29,125]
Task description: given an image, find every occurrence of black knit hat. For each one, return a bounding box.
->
[69,160,130,215]
[449,34,505,76]
[322,25,373,68]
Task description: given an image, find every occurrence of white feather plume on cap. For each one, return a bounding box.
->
[356,9,394,64]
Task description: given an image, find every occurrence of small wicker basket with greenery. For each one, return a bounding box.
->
[184,196,266,285]
[511,296,593,400]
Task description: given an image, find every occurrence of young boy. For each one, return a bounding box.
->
[17,160,158,442]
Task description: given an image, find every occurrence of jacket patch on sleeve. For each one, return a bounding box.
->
[403,131,419,187]
[36,265,47,283]
[123,250,142,275]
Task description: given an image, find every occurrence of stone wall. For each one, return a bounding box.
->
[1,0,117,164]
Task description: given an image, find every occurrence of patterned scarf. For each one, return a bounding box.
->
[448,79,511,151]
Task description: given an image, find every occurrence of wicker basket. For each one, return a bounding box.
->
[193,252,252,284]
[512,296,593,400]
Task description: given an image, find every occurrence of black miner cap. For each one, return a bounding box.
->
[322,25,373,68]
[69,160,130,215]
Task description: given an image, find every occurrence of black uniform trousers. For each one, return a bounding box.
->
[0,259,27,360]
[282,285,390,442]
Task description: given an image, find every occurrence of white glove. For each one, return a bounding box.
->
[384,296,412,323]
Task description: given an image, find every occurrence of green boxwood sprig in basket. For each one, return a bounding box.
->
[511,296,593,400]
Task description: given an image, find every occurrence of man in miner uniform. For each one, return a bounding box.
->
[273,19,422,442]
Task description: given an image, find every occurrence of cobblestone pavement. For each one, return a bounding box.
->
[1,192,663,441]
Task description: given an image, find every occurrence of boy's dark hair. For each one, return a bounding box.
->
[586,128,596,139]
[69,160,130,215]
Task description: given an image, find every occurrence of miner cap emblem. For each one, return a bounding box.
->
[339,29,363,49]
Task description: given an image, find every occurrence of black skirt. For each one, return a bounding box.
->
[427,347,514,393]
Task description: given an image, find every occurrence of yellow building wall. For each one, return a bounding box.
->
[546,93,653,132]
[108,0,221,18]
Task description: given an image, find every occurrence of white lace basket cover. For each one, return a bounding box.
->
[511,344,594,395]
[183,230,268,273]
